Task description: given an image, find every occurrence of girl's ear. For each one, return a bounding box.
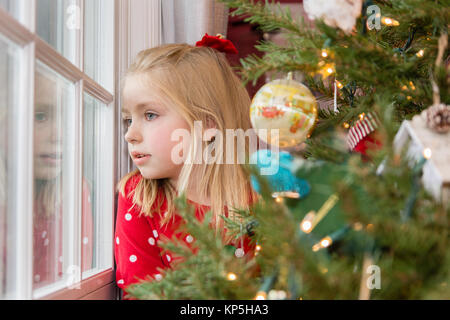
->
[204,116,218,142]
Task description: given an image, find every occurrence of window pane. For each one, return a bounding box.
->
[36,0,78,65]
[0,0,20,21]
[33,61,76,292]
[82,93,113,278]
[84,0,114,93]
[0,34,21,299]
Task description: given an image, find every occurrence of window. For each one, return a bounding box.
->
[0,0,118,300]
[33,61,76,294]
[0,33,22,300]
[82,93,114,280]
[84,0,114,93]
[0,0,20,21]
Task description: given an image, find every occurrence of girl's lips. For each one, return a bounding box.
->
[133,154,151,165]
[40,154,62,166]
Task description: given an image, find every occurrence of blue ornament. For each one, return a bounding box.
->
[250,149,310,199]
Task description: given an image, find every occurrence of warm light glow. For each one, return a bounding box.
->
[312,243,321,252]
[300,211,316,233]
[423,148,432,159]
[227,272,237,281]
[320,236,332,248]
[275,196,283,203]
[343,122,350,129]
[416,49,424,57]
[359,113,365,121]
[320,267,328,274]
[301,221,312,233]
[382,17,399,26]
[401,85,408,91]
[255,291,267,300]
[256,245,262,252]
[336,80,344,89]
[319,63,335,78]
[321,50,328,58]
[409,81,416,90]
[353,222,363,231]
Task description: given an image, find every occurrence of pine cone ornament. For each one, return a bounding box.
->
[424,103,450,133]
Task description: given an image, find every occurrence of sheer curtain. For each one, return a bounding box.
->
[161,0,229,45]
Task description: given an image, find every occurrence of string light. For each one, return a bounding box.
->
[343,122,350,129]
[300,211,316,233]
[254,291,267,300]
[320,236,332,248]
[409,81,416,91]
[381,17,400,26]
[321,49,329,58]
[359,113,365,121]
[318,63,335,78]
[416,49,424,57]
[275,196,283,203]
[353,222,363,231]
[335,80,344,89]
[320,266,328,274]
[423,148,432,159]
[227,272,237,281]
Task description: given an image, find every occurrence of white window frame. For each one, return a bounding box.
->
[0,0,162,300]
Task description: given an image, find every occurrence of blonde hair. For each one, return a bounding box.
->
[117,43,258,237]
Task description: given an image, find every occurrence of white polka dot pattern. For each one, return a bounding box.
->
[186,235,194,243]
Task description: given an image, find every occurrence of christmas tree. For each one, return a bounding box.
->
[126,0,449,300]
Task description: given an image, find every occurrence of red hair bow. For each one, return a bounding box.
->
[195,33,238,54]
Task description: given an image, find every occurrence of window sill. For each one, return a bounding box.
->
[37,268,116,300]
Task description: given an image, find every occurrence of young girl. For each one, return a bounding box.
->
[114,35,260,298]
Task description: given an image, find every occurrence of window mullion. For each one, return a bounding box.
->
[78,0,84,72]
[20,0,36,32]
[15,40,35,300]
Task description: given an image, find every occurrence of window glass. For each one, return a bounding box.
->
[0,0,21,21]
[33,61,76,291]
[36,0,78,65]
[82,93,113,279]
[84,0,114,93]
[0,33,21,299]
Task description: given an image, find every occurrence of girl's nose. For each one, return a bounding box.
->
[124,121,142,144]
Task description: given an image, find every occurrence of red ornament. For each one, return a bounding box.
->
[195,33,238,54]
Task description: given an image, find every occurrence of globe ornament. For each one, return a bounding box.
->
[250,73,318,148]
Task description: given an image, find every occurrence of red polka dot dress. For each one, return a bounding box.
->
[114,173,256,299]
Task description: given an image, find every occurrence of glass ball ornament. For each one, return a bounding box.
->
[250,73,318,148]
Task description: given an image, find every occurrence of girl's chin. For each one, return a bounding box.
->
[138,169,167,180]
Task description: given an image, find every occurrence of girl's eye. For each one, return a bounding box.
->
[35,112,48,122]
[145,112,158,121]
[123,118,132,127]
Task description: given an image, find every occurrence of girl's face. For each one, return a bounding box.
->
[122,75,191,185]
[33,74,62,180]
